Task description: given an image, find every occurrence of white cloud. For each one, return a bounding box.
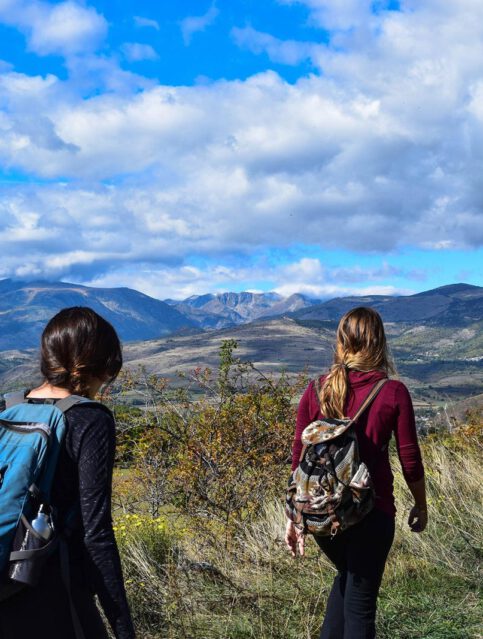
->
[86,258,414,301]
[133,15,160,31]
[64,53,152,94]
[121,42,158,62]
[274,282,409,299]
[0,0,107,56]
[231,26,318,65]
[271,258,415,299]
[180,3,219,45]
[279,0,374,31]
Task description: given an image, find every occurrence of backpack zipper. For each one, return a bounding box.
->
[0,420,51,440]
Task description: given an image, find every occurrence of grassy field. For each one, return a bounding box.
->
[114,424,482,639]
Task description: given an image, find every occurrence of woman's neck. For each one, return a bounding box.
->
[26,382,72,399]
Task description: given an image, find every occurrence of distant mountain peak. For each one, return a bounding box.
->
[414,283,482,297]
[167,290,315,328]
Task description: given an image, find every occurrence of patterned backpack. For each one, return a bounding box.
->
[286,378,387,537]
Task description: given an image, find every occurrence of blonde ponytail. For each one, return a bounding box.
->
[319,307,395,418]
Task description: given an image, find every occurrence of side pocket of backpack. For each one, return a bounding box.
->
[8,514,59,587]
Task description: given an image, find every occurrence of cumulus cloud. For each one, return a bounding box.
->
[231,26,318,65]
[279,0,375,31]
[121,42,158,62]
[86,258,414,301]
[272,258,418,298]
[180,3,219,45]
[1,61,482,252]
[133,16,160,31]
[0,177,421,298]
[0,0,482,292]
[0,0,107,56]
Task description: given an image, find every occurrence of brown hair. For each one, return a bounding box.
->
[40,307,122,397]
[319,307,395,419]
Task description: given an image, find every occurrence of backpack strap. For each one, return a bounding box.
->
[4,392,100,413]
[350,378,388,424]
[54,395,93,413]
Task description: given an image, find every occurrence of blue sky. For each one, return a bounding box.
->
[0,0,481,300]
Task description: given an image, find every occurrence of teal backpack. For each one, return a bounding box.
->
[0,392,94,627]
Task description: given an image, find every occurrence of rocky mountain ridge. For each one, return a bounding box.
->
[0,280,481,354]
[167,291,316,328]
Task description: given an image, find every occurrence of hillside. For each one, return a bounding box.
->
[0,317,335,391]
[122,317,335,377]
[0,279,195,349]
[2,315,481,412]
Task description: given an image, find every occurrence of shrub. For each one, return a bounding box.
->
[111,340,306,536]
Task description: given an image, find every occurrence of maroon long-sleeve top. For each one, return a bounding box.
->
[291,370,425,517]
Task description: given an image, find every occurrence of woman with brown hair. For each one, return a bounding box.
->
[0,307,135,639]
[285,307,427,639]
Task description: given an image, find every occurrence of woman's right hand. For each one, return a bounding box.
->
[285,519,305,557]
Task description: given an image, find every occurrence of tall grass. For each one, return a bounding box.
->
[115,429,482,639]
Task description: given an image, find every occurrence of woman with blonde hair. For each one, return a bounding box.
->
[285,307,427,639]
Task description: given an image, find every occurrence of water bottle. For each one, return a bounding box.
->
[9,506,53,586]
[31,507,53,541]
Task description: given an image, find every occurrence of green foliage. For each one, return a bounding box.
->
[112,403,154,465]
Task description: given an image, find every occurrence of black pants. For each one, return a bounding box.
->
[0,552,108,639]
[314,508,395,639]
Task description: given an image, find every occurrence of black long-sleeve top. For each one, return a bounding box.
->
[51,402,135,639]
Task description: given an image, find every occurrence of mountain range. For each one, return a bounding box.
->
[0,280,481,409]
[165,291,316,328]
[0,279,481,351]
[289,283,483,326]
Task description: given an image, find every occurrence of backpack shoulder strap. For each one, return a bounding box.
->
[2,392,98,413]
[55,396,112,420]
[54,395,93,414]
[350,378,388,424]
